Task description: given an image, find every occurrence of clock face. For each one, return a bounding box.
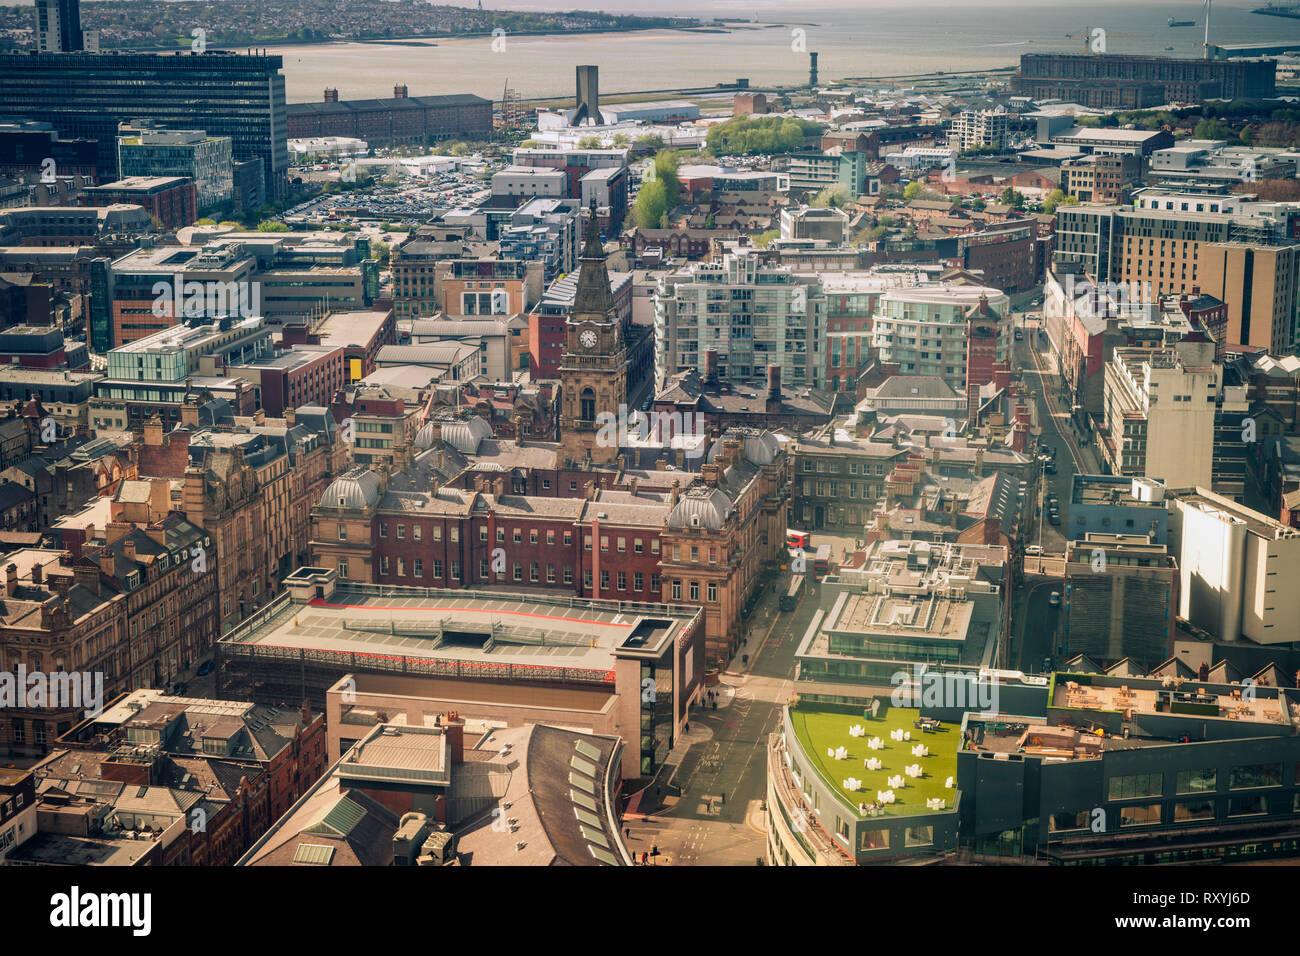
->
[580,329,598,349]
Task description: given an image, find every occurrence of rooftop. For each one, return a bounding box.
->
[790,704,958,818]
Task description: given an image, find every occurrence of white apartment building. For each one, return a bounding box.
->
[653,251,825,393]
[1101,340,1218,489]
[948,109,1009,152]
[1167,487,1300,644]
[869,283,1010,390]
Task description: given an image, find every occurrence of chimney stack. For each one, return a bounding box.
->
[5,563,16,597]
[705,348,720,388]
[31,562,42,586]
[123,538,137,562]
[324,87,339,102]
[766,364,782,413]
[394,83,408,99]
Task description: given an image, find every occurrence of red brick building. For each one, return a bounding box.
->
[82,176,198,231]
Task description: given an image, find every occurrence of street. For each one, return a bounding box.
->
[626,569,818,865]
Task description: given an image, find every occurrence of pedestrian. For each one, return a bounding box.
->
[642,850,648,865]
[625,827,630,841]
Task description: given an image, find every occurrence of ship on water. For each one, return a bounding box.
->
[1168,17,1196,27]
[1253,2,1300,20]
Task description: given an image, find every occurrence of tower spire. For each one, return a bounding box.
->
[572,212,614,318]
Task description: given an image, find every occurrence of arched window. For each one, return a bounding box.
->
[580,388,596,422]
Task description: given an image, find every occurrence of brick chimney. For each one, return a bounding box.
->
[31,562,42,586]
[73,563,101,595]
[766,364,782,413]
[493,477,505,498]
[143,416,164,447]
[285,408,296,427]
[394,83,408,99]
[123,538,137,562]
[5,563,16,597]
[702,463,721,487]
[444,714,464,763]
[669,479,681,509]
[324,87,339,102]
[705,348,720,388]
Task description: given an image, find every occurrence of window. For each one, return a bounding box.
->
[617,537,626,553]
[380,556,389,575]
[671,581,682,600]
[338,559,349,579]
[650,574,660,592]
[1119,803,1162,827]
[414,525,423,542]
[416,558,426,577]
[513,562,523,581]
[497,528,505,543]
[861,828,889,850]
[1230,763,1282,789]
[1229,795,1268,817]
[379,523,387,539]
[634,539,643,554]
[396,524,405,540]
[1173,800,1214,823]
[563,566,573,584]
[513,529,522,544]
[600,570,610,590]
[634,571,643,591]
[530,562,540,582]
[1108,773,1163,801]
[617,571,626,590]
[904,825,934,847]
[396,557,406,577]
[338,523,347,541]
[584,569,593,589]
[1049,810,1089,832]
[1175,769,1216,795]
[450,561,460,580]
[547,564,556,583]
[584,536,593,552]
[547,530,555,546]
[479,558,489,580]
[564,531,573,546]
[689,581,700,601]
[480,527,489,542]
[600,536,609,552]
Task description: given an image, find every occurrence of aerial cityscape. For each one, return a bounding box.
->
[0,0,1299,911]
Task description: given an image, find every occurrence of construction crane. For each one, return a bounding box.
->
[1064,28,1154,54]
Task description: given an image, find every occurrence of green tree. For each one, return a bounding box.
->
[999,186,1025,208]
[903,181,925,202]
[1041,188,1067,215]
[256,220,291,232]
[633,178,669,229]
[371,239,391,266]
[751,228,779,247]
[578,136,604,149]
[811,184,851,208]
[195,217,218,226]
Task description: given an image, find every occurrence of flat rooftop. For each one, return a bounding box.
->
[1050,676,1290,729]
[790,704,958,818]
[222,584,698,681]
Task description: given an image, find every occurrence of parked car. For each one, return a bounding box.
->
[196,660,214,676]
[1044,459,1058,475]
[1048,512,1061,526]
[1049,591,1061,606]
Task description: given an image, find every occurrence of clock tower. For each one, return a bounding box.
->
[559,214,628,465]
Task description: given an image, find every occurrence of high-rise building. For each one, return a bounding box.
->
[654,250,826,394]
[35,0,82,53]
[0,51,289,197]
[1015,53,1276,108]
[948,109,1008,152]
[117,127,235,213]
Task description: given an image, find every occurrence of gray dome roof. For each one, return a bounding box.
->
[667,487,733,530]
[415,416,491,454]
[322,468,381,510]
[707,430,779,467]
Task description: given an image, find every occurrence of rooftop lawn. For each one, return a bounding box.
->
[790,705,958,819]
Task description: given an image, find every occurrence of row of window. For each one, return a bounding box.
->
[1108,764,1286,801]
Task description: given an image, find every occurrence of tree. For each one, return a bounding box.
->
[751,228,779,247]
[1041,188,1067,215]
[633,178,669,229]
[634,134,665,152]
[705,115,821,156]
[1000,186,1025,208]
[371,240,391,266]
[903,181,925,202]
[811,184,851,208]
[578,135,604,149]
[195,217,218,226]
[256,220,290,232]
